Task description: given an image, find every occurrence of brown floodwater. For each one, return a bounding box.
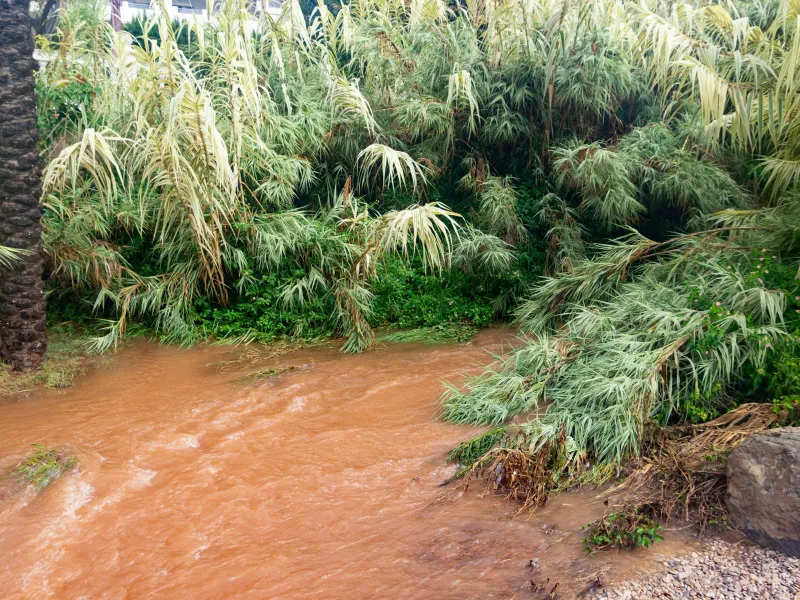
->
[0,329,697,599]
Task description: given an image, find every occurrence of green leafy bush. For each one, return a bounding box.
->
[370,258,497,330]
[725,250,800,410]
[36,77,97,146]
[194,269,332,343]
[773,396,800,426]
[193,257,513,345]
[377,323,479,344]
[582,508,664,554]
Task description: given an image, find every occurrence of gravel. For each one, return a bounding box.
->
[590,539,800,600]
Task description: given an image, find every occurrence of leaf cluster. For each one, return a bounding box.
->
[582,507,664,554]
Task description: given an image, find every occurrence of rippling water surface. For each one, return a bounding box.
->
[0,329,694,599]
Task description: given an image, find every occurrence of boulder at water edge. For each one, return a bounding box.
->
[726,427,800,557]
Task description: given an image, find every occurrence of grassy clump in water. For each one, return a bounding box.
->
[378,323,478,345]
[208,348,301,381]
[11,445,77,489]
[208,345,302,372]
[240,365,297,381]
[0,324,98,400]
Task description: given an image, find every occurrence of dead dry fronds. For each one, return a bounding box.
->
[448,429,569,515]
[606,403,784,530]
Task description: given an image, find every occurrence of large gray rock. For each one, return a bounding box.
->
[726,427,800,557]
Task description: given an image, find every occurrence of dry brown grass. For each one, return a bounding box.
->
[449,429,571,514]
[606,403,784,530]
[239,365,297,381]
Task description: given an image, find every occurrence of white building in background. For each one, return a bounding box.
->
[33,0,286,67]
[115,0,284,25]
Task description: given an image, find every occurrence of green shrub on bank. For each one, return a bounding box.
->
[371,259,495,329]
[194,269,332,343]
[192,256,527,344]
[582,508,664,554]
[35,78,97,149]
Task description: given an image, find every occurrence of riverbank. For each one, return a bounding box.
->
[591,538,800,600]
[0,322,484,402]
[0,325,103,400]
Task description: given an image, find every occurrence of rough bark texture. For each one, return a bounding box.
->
[0,0,48,371]
[726,428,800,557]
[110,0,122,32]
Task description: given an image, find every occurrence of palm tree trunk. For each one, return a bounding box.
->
[110,0,123,32]
[0,0,48,371]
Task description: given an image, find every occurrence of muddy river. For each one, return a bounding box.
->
[0,329,696,599]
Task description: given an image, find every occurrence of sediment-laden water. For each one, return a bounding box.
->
[0,329,695,599]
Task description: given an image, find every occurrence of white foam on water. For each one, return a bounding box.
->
[169,434,200,449]
[191,400,223,416]
[193,535,211,560]
[130,467,157,489]
[280,382,307,395]
[149,433,200,451]
[89,463,157,515]
[228,394,259,408]
[212,413,239,428]
[0,485,36,521]
[19,475,95,597]
[62,480,94,517]
[287,396,307,412]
